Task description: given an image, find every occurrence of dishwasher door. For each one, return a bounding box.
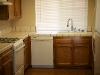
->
[31,37,53,68]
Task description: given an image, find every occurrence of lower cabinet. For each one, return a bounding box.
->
[24,46,29,70]
[54,37,92,68]
[73,44,90,66]
[55,44,72,66]
[0,67,2,75]
[23,37,31,70]
[0,48,13,75]
[2,58,13,75]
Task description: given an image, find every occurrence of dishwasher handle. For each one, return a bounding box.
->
[31,39,53,41]
[31,37,53,41]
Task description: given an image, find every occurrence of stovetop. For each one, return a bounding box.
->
[0,38,19,43]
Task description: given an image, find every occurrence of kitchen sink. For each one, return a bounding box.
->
[58,31,87,33]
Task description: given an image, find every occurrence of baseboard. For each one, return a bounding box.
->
[31,65,54,68]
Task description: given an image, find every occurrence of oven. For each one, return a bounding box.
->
[0,38,25,75]
[13,39,25,75]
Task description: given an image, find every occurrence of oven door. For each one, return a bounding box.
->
[13,44,25,73]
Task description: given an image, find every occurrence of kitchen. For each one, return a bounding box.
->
[0,0,99,75]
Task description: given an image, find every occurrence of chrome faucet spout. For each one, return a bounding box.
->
[67,19,76,31]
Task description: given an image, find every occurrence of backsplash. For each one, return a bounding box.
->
[0,25,91,36]
[12,26,35,32]
[87,26,92,32]
[0,27,12,36]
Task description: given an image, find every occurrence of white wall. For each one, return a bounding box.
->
[12,0,35,27]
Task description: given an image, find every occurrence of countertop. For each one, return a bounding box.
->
[0,31,92,54]
[0,43,13,54]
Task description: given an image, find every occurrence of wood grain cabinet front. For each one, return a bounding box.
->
[0,0,22,20]
[2,58,13,75]
[23,37,31,71]
[55,44,72,66]
[0,47,13,75]
[53,37,92,68]
[0,57,2,67]
[0,66,2,75]
[54,37,73,67]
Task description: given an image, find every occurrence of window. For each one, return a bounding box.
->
[36,0,87,31]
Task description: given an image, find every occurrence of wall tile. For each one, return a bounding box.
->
[30,26,35,32]
[51,34,57,37]
[20,26,31,32]
[87,26,92,32]
[16,27,21,32]
[63,34,68,36]
[12,26,16,32]
[1,29,7,35]
[6,27,12,33]
[81,33,87,36]
[68,34,75,36]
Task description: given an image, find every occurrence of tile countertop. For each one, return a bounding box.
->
[0,31,92,38]
[0,32,29,39]
[0,31,92,54]
[0,43,13,54]
[29,31,92,37]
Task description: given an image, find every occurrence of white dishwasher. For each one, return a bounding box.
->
[31,37,53,68]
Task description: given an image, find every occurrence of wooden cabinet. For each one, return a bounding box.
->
[0,0,22,20]
[24,46,29,70]
[53,37,92,68]
[0,66,2,75]
[0,57,2,67]
[55,44,72,66]
[2,58,13,75]
[23,37,31,71]
[0,55,2,75]
[54,37,72,67]
[14,0,22,18]
[8,0,15,19]
[0,48,13,75]
[73,37,91,66]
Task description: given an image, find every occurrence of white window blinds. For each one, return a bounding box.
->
[36,0,87,31]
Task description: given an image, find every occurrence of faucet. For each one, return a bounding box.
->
[67,19,76,31]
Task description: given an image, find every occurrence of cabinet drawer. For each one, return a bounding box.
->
[2,50,12,64]
[56,44,72,47]
[73,38,90,44]
[0,57,2,67]
[54,38,72,44]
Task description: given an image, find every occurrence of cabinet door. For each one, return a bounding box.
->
[28,40,31,66]
[0,6,8,20]
[0,57,2,67]
[0,67,2,75]
[73,44,90,66]
[8,0,15,19]
[2,58,13,75]
[24,46,29,70]
[15,0,22,18]
[54,44,72,66]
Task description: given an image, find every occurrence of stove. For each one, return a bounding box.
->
[0,38,19,43]
[0,37,25,75]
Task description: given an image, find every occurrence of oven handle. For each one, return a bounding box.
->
[15,44,25,52]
